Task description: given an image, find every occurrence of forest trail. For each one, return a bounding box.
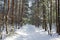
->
[4,24,60,40]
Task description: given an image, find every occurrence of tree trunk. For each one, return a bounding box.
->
[42,0,47,31]
[20,0,24,27]
[57,0,60,35]
[5,0,10,34]
[11,0,14,33]
[49,0,52,34]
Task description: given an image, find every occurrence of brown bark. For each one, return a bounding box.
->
[57,0,60,35]
[48,0,52,34]
[42,0,47,31]
[5,0,10,34]
[11,0,14,33]
[20,0,24,26]
[56,0,58,33]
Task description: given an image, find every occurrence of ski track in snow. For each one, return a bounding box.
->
[4,24,60,40]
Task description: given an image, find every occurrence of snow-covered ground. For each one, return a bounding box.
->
[3,24,60,40]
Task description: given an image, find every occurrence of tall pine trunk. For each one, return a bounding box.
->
[11,0,14,33]
[5,0,10,34]
[56,0,60,35]
[20,0,24,26]
[49,0,52,34]
[42,0,47,31]
[15,0,18,29]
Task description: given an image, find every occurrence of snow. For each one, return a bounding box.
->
[3,24,60,40]
[21,24,35,34]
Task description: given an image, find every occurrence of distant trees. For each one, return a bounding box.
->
[0,0,60,39]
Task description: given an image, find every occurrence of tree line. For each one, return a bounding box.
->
[0,0,60,39]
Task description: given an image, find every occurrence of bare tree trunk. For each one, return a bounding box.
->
[42,0,47,31]
[36,0,40,27]
[56,0,60,35]
[11,0,14,33]
[5,0,10,34]
[18,0,21,29]
[56,0,59,33]
[0,27,2,39]
[20,0,24,26]
[15,0,18,29]
[49,0,52,35]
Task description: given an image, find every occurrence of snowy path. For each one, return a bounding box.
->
[4,24,60,40]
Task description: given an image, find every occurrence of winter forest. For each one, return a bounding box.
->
[0,0,60,40]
